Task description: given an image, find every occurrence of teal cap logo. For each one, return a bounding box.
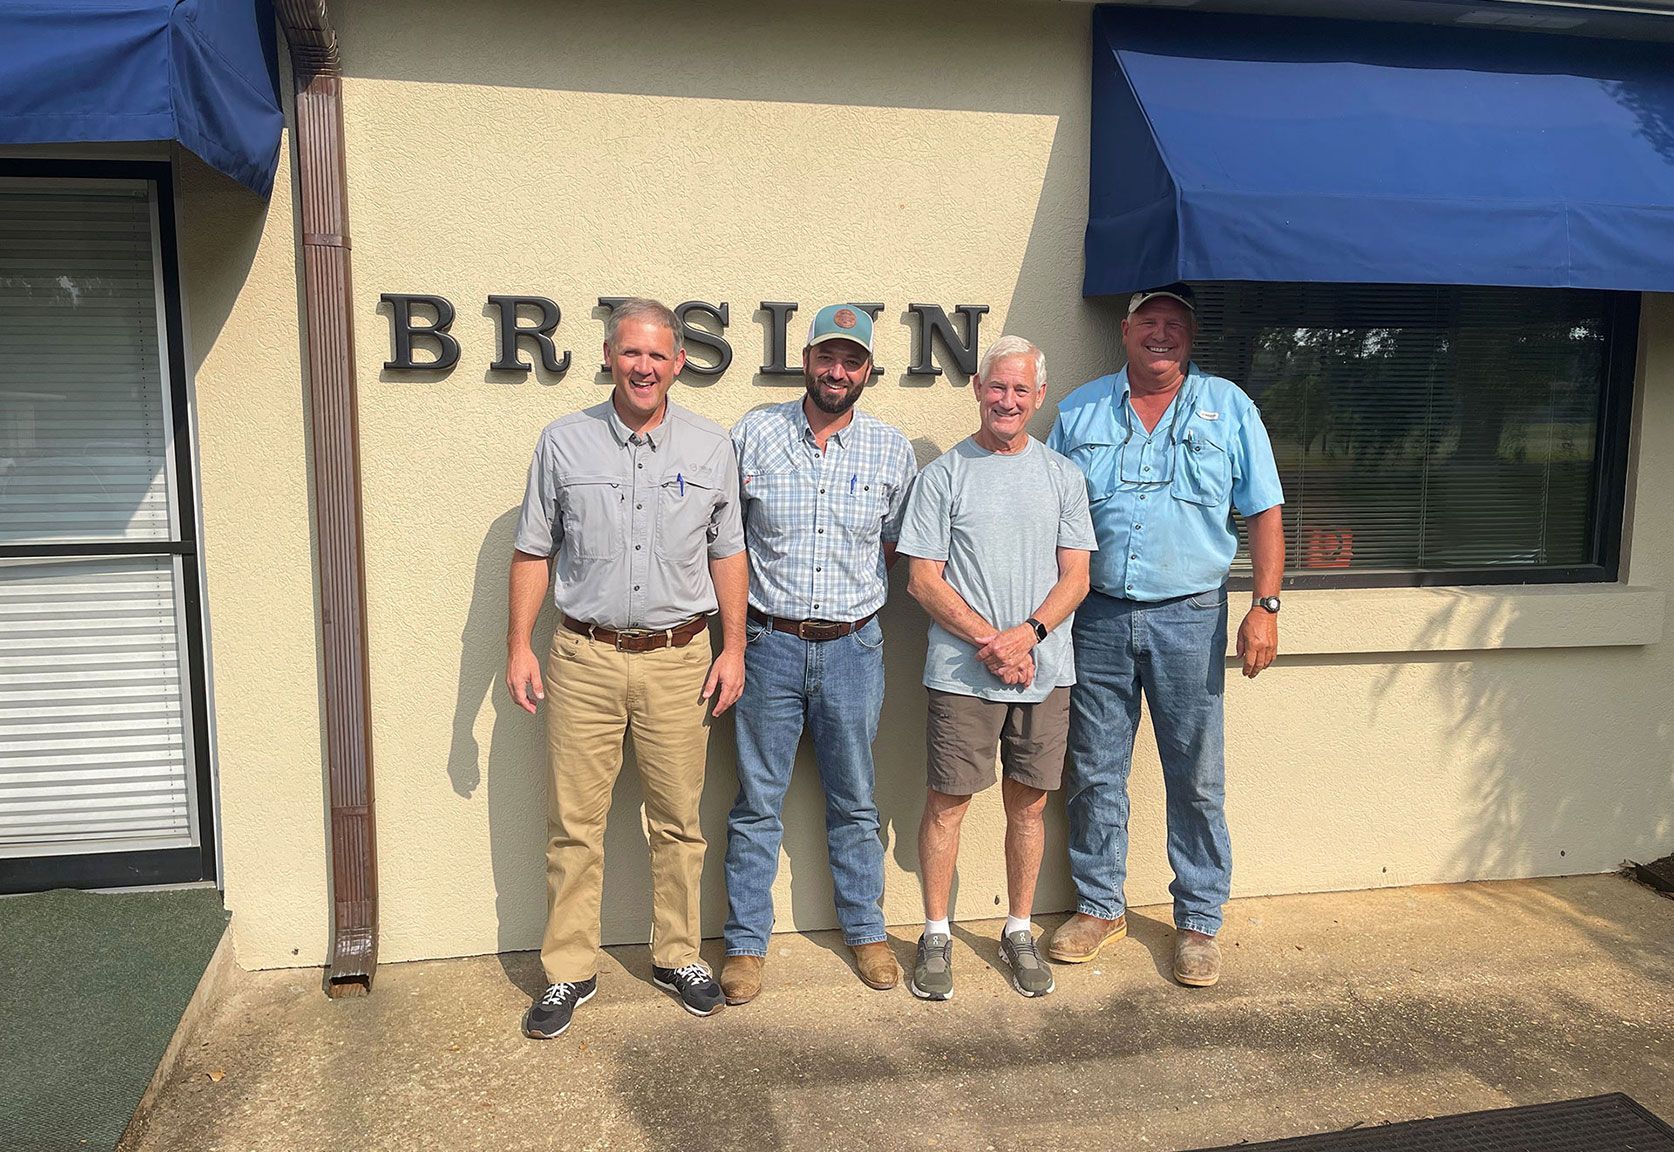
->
[805,303,874,355]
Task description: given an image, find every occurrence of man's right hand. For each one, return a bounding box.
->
[975,633,1035,686]
[506,644,545,714]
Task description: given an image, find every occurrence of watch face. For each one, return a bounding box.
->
[1257,596,1281,612]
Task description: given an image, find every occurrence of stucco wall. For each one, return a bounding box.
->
[187,0,1672,969]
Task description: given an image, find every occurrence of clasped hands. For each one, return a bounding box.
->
[974,622,1038,687]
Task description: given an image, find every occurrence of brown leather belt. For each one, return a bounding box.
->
[748,607,876,642]
[562,614,708,653]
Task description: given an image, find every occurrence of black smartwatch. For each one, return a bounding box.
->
[1025,617,1049,642]
[1253,596,1281,614]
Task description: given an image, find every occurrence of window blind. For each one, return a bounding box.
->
[0,557,194,856]
[0,181,198,863]
[1191,284,1609,578]
[0,186,171,545]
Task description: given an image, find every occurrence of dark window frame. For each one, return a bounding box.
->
[0,158,217,894]
[1213,287,1640,593]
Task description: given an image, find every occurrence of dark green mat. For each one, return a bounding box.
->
[0,887,228,1152]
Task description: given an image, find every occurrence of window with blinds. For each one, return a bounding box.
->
[0,179,202,869]
[1191,283,1628,583]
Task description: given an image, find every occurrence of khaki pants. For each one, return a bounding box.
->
[540,626,713,983]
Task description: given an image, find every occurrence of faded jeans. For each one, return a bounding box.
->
[723,616,888,956]
[1065,587,1232,935]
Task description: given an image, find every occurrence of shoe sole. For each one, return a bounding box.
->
[907,978,952,1002]
[1047,921,1128,964]
[652,976,725,1016]
[522,985,597,1039]
[723,989,759,1006]
[1174,970,1220,988]
[1004,963,1056,998]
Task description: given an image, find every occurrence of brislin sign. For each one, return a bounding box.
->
[378,295,989,380]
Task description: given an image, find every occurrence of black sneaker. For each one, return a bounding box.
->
[523,977,596,1039]
[652,962,725,1016]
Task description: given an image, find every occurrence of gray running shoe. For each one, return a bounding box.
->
[909,933,954,1001]
[1000,929,1055,997]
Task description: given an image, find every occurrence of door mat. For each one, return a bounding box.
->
[0,886,228,1152]
[1198,1094,1674,1151]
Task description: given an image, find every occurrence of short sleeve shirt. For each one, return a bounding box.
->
[514,399,744,629]
[732,400,918,621]
[895,437,1097,704]
[1049,364,1283,602]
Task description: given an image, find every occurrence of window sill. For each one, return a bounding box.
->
[1233,583,1665,657]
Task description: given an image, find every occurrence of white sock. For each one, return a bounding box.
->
[924,918,950,938]
[1004,915,1032,937]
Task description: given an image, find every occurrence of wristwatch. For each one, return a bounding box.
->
[1025,617,1049,642]
[1253,596,1281,614]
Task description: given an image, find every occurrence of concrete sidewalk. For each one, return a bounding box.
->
[122,875,1674,1152]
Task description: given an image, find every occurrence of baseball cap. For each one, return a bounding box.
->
[1127,282,1197,316]
[805,304,874,355]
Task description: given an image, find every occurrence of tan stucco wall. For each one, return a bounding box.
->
[182,0,1672,969]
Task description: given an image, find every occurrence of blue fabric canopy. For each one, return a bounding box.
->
[0,0,283,196]
[1085,7,1674,295]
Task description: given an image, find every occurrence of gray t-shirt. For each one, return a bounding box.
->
[896,436,1097,703]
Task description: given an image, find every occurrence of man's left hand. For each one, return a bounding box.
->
[1236,608,1278,678]
[703,646,746,715]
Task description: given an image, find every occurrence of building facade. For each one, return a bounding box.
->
[2,0,1671,975]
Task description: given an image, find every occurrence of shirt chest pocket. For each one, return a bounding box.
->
[1171,432,1233,508]
[657,470,716,559]
[559,476,625,560]
[836,479,888,541]
[1066,441,1119,504]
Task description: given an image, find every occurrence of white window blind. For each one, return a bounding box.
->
[0,558,195,856]
[0,186,173,545]
[0,180,199,862]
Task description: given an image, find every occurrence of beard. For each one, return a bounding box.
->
[805,374,864,415]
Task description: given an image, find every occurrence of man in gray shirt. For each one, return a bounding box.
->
[505,298,747,1038]
[896,335,1096,1002]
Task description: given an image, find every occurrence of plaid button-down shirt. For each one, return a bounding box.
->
[732,400,918,622]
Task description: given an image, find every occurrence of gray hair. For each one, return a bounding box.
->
[977,335,1046,391]
[605,297,684,355]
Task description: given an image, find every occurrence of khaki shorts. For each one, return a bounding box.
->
[924,686,1071,795]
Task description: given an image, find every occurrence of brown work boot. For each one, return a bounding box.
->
[1173,930,1221,987]
[720,955,764,1005]
[853,941,900,990]
[1046,913,1127,963]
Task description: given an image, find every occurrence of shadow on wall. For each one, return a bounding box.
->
[1346,594,1674,889]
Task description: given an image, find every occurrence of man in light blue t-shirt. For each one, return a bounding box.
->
[896,335,1097,1003]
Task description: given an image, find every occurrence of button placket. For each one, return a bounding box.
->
[628,443,652,617]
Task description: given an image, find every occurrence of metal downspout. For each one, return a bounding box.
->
[273,0,378,997]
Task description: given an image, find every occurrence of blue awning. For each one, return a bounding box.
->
[0,1,283,196]
[1085,7,1674,295]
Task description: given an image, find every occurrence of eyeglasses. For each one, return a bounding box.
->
[1117,397,1193,484]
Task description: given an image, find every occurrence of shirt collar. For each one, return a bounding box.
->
[793,400,854,449]
[1114,362,1202,417]
[606,398,670,449]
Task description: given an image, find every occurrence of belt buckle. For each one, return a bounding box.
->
[614,628,651,653]
[799,619,841,641]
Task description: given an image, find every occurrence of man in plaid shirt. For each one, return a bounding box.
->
[720,304,918,1004]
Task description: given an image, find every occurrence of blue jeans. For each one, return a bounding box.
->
[723,616,888,956]
[1065,587,1231,935]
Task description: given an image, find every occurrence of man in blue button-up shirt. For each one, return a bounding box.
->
[720,304,918,1005]
[1046,283,1285,989]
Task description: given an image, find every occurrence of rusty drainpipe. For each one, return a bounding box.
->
[274,0,378,997]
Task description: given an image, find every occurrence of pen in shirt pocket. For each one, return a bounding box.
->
[677,472,685,495]
[849,474,857,495]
